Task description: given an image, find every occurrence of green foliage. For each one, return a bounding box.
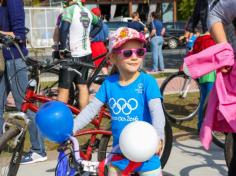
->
[177,0,195,20]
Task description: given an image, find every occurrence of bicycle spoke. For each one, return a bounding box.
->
[161,73,200,121]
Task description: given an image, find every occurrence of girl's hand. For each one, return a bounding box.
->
[156,139,164,155]
[221,66,232,73]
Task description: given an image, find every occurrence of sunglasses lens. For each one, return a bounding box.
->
[136,48,145,57]
[123,50,133,58]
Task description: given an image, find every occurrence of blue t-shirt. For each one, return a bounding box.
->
[95,72,162,171]
[127,21,144,32]
[151,20,163,36]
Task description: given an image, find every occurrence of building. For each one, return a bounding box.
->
[25,0,177,22]
[24,0,177,48]
[85,0,177,22]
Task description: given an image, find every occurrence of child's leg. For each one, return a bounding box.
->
[139,167,162,176]
[108,164,122,176]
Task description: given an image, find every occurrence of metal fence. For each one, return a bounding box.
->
[25,7,62,48]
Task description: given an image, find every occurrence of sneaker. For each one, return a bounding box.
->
[20,151,47,164]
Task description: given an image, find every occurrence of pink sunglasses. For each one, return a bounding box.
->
[112,48,147,58]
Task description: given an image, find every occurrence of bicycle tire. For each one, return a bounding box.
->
[97,117,173,169]
[224,133,234,167]
[202,95,225,149]
[0,127,25,176]
[160,72,200,122]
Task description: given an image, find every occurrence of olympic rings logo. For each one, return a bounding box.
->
[109,98,138,115]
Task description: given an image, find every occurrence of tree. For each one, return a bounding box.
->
[177,0,195,20]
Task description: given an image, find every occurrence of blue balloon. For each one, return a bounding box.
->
[36,101,73,143]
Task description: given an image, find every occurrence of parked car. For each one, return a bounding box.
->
[163,21,186,49]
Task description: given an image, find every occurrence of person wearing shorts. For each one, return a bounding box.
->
[58,0,101,109]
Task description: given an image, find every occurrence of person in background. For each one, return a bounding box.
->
[185,0,208,35]
[53,13,62,45]
[149,12,165,72]
[0,0,47,164]
[90,7,109,74]
[188,31,216,132]
[58,0,102,109]
[52,13,63,59]
[73,27,165,175]
[186,28,201,53]
[128,12,148,33]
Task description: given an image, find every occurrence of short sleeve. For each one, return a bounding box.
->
[95,81,107,103]
[145,76,162,101]
[62,6,75,23]
[208,0,236,28]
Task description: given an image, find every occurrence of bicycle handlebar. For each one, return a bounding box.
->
[28,57,95,71]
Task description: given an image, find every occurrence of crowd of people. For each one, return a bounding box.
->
[1,0,236,175]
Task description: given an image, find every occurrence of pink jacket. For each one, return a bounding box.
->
[184,43,236,150]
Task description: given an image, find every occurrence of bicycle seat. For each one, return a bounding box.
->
[92,74,107,85]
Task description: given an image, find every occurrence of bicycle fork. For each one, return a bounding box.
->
[180,77,191,98]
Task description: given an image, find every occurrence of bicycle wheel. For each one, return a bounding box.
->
[160,72,200,122]
[203,96,225,149]
[224,133,234,167]
[55,151,86,176]
[0,127,25,176]
[97,118,173,169]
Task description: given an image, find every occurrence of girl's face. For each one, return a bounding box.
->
[110,40,145,74]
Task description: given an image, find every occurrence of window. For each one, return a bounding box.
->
[25,7,62,48]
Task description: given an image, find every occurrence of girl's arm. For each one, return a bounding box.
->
[148,98,165,140]
[73,97,104,133]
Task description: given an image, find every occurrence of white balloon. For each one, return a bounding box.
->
[119,121,160,162]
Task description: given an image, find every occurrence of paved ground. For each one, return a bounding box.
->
[17,133,227,176]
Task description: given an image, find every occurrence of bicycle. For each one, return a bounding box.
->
[0,35,173,176]
[161,61,225,149]
[54,134,167,176]
[160,65,201,122]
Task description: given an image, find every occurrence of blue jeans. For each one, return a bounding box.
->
[150,36,164,71]
[198,82,214,131]
[0,58,45,155]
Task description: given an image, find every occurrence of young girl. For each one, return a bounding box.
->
[73,27,165,175]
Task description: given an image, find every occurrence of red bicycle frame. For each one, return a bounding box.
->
[21,82,112,161]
